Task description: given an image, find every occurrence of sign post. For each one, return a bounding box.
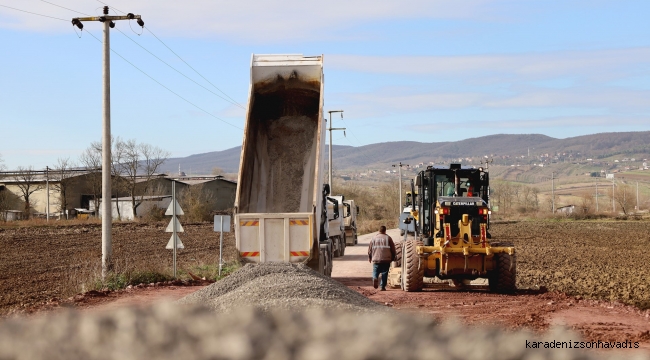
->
[165,181,185,278]
[214,215,231,276]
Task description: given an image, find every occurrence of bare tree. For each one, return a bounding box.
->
[578,190,594,214]
[614,183,634,215]
[79,144,102,213]
[0,153,5,171]
[178,184,216,222]
[12,166,44,218]
[51,157,78,218]
[211,167,224,176]
[119,139,170,219]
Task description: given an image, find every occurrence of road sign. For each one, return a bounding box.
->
[165,200,184,216]
[165,217,185,233]
[214,215,231,232]
[214,215,232,276]
[166,233,185,250]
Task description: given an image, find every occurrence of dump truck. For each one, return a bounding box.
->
[233,54,333,276]
[389,164,516,292]
[343,199,358,246]
[327,195,346,257]
[399,191,417,237]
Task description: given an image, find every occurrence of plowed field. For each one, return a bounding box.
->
[1,220,649,317]
[490,221,650,309]
[0,222,236,315]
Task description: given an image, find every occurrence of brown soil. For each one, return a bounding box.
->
[3,220,650,353]
[490,221,650,309]
[334,225,650,351]
[0,222,236,315]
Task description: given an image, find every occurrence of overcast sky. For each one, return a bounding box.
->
[0,0,648,169]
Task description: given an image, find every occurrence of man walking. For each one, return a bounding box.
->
[368,225,396,291]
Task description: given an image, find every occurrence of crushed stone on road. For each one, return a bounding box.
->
[178,262,385,313]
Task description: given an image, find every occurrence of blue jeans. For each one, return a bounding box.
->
[372,263,391,288]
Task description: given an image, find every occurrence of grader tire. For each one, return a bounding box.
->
[489,252,517,293]
[392,242,403,268]
[402,239,424,292]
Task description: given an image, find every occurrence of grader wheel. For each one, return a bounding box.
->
[392,242,402,268]
[402,239,424,292]
[489,252,516,293]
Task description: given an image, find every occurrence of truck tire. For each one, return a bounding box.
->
[326,248,333,277]
[400,229,405,236]
[489,252,516,293]
[341,234,346,256]
[333,237,341,257]
[392,242,403,268]
[402,239,424,292]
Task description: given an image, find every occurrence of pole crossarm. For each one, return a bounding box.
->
[73,15,141,22]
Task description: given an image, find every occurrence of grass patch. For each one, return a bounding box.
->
[92,270,174,291]
[181,261,241,281]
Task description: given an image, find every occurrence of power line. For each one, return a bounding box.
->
[1,2,242,130]
[0,3,67,21]
[144,26,245,109]
[95,0,244,109]
[115,27,244,108]
[39,0,90,16]
[84,30,242,130]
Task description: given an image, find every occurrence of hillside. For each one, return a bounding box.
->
[159,131,650,174]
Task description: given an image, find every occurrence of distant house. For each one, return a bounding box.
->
[174,176,236,211]
[556,205,575,215]
[93,195,172,221]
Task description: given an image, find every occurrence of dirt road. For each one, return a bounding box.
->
[333,229,650,350]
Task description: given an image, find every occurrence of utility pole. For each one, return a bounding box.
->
[612,178,616,213]
[45,166,49,222]
[551,172,555,213]
[392,162,408,214]
[596,183,598,213]
[327,110,344,194]
[72,7,145,279]
[635,181,641,212]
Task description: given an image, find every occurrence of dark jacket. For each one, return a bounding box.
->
[368,233,396,263]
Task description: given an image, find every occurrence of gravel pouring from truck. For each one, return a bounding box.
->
[234,54,333,276]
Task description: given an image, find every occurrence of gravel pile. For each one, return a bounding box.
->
[177,263,384,313]
[0,303,644,360]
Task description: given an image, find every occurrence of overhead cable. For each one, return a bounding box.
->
[0,3,67,21]
[85,30,242,130]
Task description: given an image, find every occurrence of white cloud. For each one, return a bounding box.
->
[328,48,650,80]
[0,0,493,41]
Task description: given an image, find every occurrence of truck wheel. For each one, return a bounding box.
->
[392,242,403,268]
[400,229,405,236]
[489,252,517,293]
[333,237,341,257]
[341,234,346,256]
[326,247,333,277]
[402,239,424,292]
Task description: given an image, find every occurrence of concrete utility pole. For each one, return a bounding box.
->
[596,183,598,213]
[72,7,145,279]
[635,181,641,212]
[45,166,49,222]
[612,179,616,213]
[392,162,408,214]
[327,110,344,193]
[551,172,555,213]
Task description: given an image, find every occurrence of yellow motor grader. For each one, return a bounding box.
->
[388,164,516,293]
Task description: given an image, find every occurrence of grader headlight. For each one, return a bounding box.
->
[435,207,450,215]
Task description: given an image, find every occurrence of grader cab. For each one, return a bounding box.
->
[389,164,516,293]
